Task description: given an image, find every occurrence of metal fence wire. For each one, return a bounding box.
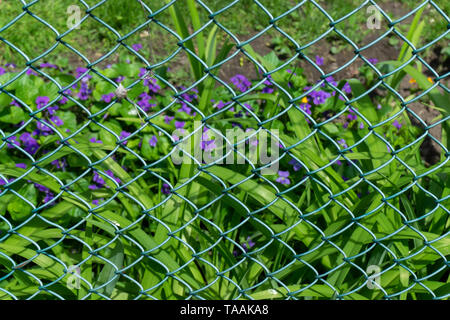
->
[0,0,449,300]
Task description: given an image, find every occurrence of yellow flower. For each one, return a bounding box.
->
[409,78,416,84]
[301,97,308,104]
[427,77,433,83]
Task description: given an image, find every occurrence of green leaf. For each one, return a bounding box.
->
[96,240,124,298]
[7,183,37,221]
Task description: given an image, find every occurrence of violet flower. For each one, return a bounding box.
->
[119,131,131,145]
[315,55,324,66]
[19,132,39,154]
[164,116,174,124]
[276,171,291,185]
[89,137,102,144]
[342,82,352,94]
[230,74,251,93]
[39,62,58,69]
[102,93,115,103]
[50,116,64,127]
[338,139,348,149]
[132,43,143,51]
[6,136,19,149]
[58,89,71,105]
[144,77,161,93]
[392,120,402,131]
[149,135,158,147]
[289,159,302,171]
[161,183,171,195]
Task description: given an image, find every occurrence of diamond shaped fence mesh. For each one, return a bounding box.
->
[0,0,449,300]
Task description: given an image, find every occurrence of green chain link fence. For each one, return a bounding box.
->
[0,0,449,300]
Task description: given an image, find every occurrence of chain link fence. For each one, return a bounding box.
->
[0,0,449,300]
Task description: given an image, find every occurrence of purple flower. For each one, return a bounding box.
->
[105,170,121,184]
[276,170,291,185]
[132,43,143,51]
[178,103,193,116]
[19,132,39,154]
[262,86,274,94]
[321,76,337,88]
[164,116,174,124]
[149,135,157,147]
[175,121,185,129]
[93,171,106,186]
[6,136,19,149]
[119,131,131,145]
[51,158,67,169]
[138,68,147,78]
[143,77,161,93]
[338,139,348,149]
[262,76,274,93]
[58,89,71,104]
[50,116,64,127]
[48,105,59,116]
[289,159,302,171]
[37,120,53,135]
[214,100,230,110]
[201,130,217,151]
[92,198,104,205]
[102,93,115,103]
[43,192,55,203]
[16,163,27,169]
[39,62,58,69]
[377,104,382,110]
[368,58,378,64]
[315,55,324,66]
[76,67,92,81]
[10,100,20,107]
[115,76,125,83]
[77,81,91,100]
[89,137,102,144]
[347,107,358,121]
[26,69,38,76]
[247,237,255,249]
[309,90,331,105]
[0,67,5,75]
[137,92,155,111]
[161,183,171,195]
[300,103,312,116]
[36,96,50,110]
[230,74,251,93]
[392,120,402,131]
[35,183,51,193]
[88,184,99,190]
[342,82,352,94]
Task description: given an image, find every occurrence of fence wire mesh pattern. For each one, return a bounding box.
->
[0,0,449,300]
